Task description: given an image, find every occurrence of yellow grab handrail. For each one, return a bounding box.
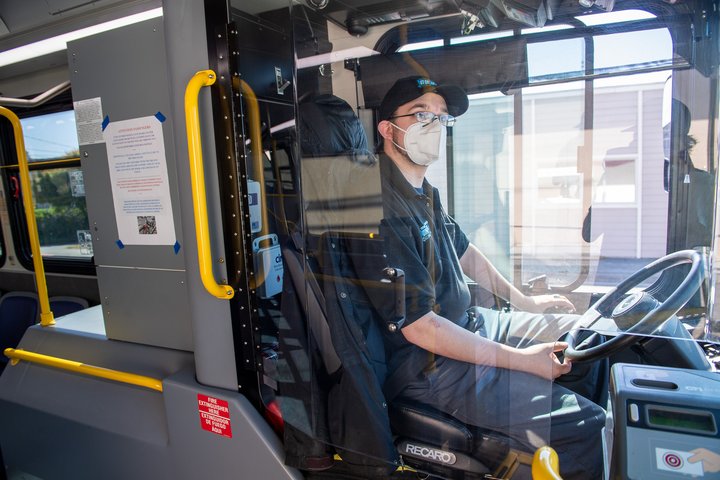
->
[184,69,234,300]
[4,348,163,392]
[237,79,269,239]
[235,78,272,292]
[0,107,55,326]
[532,446,562,480]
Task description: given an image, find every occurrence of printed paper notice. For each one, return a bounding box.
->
[104,116,176,245]
[73,97,104,145]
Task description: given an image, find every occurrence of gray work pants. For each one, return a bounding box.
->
[399,307,606,479]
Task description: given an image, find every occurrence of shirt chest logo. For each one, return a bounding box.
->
[420,221,432,242]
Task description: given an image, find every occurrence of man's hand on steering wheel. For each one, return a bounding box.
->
[516,341,573,380]
[564,250,705,363]
[520,294,576,314]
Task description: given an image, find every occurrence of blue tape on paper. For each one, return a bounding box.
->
[173,241,181,254]
[101,115,110,131]
[155,111,166,123]
[116,239,125,249]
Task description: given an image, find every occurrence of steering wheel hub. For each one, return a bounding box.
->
[611,292,661,330]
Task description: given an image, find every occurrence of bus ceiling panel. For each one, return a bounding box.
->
[311,0,525,36]
[0,1,162,98]
[322,0,457,33]
[299,0,665,37]
[360,17,706,96]
[367,1,702,52]
[360,38,528,106]
[0,0,161,52]
[0,50,69,81]
[0,56,70,99]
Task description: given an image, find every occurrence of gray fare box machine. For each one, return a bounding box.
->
[610,363,720,479]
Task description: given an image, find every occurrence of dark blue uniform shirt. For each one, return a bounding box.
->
[378,154,471,384]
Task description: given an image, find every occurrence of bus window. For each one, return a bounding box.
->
[1,105,92,271]
[435,20,679,290]
[451,76,671,287]
[527,38,585,82]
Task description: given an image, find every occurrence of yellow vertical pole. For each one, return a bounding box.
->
[0,107,54,326]
[184,69,234,299]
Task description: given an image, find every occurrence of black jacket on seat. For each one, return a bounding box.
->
[319,232,399,475]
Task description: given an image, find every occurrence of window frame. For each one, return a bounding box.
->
[0,90,95,276]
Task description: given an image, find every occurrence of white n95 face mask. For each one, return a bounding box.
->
[391,120,447,166]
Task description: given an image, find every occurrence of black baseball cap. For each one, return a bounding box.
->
[378,76,469,121]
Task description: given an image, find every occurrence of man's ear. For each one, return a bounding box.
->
[378,120,394,141]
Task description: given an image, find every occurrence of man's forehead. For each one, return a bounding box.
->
[397,92,448,112]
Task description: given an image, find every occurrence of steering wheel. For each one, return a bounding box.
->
[564,250,705,363]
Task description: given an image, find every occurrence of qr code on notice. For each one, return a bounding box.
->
[137,216,157,235]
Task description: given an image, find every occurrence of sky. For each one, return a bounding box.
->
[20,110,79,161]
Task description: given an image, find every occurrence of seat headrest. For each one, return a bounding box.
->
[299,94,376,164]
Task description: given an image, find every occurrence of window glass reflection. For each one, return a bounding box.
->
[20,110,80,162]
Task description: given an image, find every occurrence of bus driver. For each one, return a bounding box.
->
[376,76,606,479]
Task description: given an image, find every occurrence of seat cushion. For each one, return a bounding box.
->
[390,398,513,471]
[389,399,474,452]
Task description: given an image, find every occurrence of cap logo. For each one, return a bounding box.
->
[417,78,437,89]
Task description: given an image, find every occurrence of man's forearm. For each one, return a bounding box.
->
[400,311,571,380]
[459,244,532,309]
[401,311,515,368]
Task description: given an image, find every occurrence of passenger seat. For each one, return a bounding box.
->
[49,296,89,318]
[0,292,39,373]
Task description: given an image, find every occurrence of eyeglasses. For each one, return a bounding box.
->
[389,111,456,127]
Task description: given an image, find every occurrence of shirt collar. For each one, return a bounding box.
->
[380,154,435,201]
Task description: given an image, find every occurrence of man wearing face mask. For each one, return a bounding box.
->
[375,76,606,479]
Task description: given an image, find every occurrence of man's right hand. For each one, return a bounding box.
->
[516,342,572,380]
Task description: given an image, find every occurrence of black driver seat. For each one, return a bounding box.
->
[390,398,523,476]
[297,230,533,477]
